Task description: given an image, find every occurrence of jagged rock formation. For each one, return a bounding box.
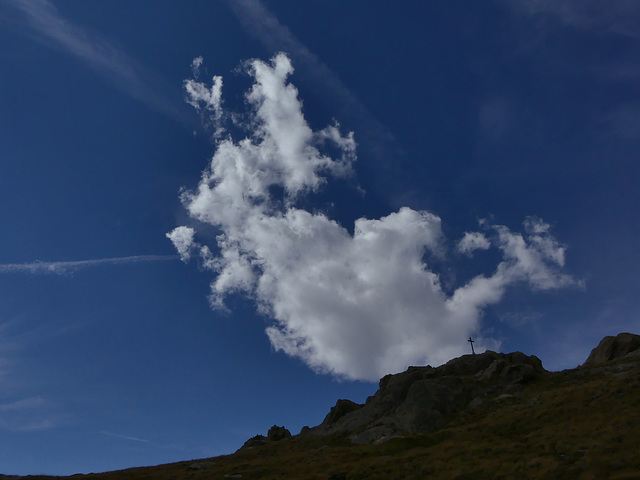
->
[583,332,640,366]
[301,350,545,444]
[267,425,292,441]
[238,333,639,449]
[239,425,292,450]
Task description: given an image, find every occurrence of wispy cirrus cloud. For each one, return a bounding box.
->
[0,396,66,432]
[0,255,178,276]
[225,0,397,162]
[0,0,192,124]
[502,0,640,37]
[0,396,44,413]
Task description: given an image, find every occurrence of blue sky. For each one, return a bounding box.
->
[0,0,639,475]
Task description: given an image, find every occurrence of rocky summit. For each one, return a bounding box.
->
[302,350,545,444]
[583,332,640,366]
[240,425,292,450]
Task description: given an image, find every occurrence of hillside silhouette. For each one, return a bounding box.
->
[3,333,639,480]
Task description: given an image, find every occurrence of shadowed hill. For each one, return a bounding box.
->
[296,350,545,445]
[4,333,640,479]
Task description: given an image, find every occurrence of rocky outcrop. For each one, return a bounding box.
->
[239,425,291,450]
[301,350,545,444]
[239,333,640,449]
[583,333,640,366]
[321,399,363,428]
[240,435,268,449]
[267,425,292,441]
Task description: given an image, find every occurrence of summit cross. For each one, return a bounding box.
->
[468,337,476,355]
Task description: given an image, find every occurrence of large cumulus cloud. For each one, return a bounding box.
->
[168,53,577,381]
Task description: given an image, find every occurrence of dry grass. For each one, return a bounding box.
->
[13,358,640,480]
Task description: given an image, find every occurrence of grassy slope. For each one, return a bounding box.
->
[11,357,640,480]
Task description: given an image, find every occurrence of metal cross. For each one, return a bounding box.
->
[468,337,476,355]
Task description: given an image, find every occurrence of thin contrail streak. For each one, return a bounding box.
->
[99,431,151,443]
[0,255,179,275]
[225,0,396,147]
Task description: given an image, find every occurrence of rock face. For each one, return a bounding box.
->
[322,399,363,426]
[239,425,291,450]
[267,425,292,441]
[239,333,640,450]
[583,333,640,366]
[302,350,545,444]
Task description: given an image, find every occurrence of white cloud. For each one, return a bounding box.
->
[184,59,225,139]
[495,218,574,290]
[185,76,222,112]
[170,53,578,381]
[191,56,204,78]
[0,255,177,275]
[166,227,196,262]
[457,232,491,256]
[224,0,396,159]
[450,218,578,318]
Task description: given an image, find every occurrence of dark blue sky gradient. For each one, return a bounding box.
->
[0,0,638,475]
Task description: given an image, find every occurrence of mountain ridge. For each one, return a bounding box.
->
[4,332,640,479]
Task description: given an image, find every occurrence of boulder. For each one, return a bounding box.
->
[267,425,291,441]
[478,353,543,384]
[583,333,640,366]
